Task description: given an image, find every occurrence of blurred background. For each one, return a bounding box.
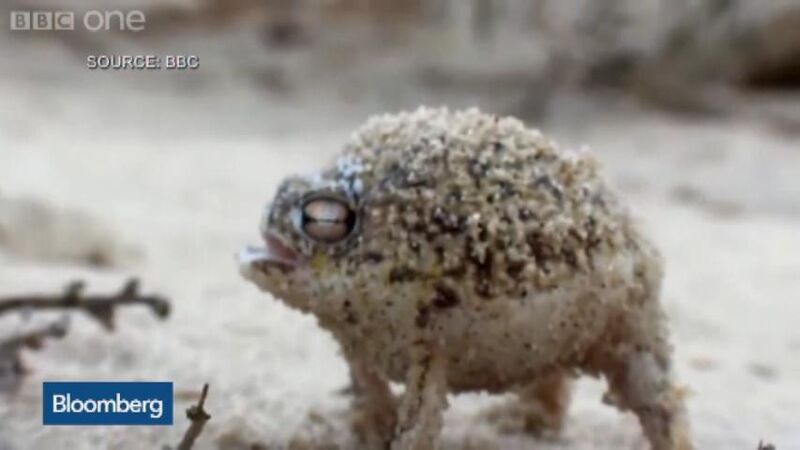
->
[1,1,799,449]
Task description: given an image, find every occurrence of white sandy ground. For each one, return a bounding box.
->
[1,31,800,449]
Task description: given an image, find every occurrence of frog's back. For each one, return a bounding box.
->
[327,108,645,300]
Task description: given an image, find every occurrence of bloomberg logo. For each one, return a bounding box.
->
[43,381,173,425]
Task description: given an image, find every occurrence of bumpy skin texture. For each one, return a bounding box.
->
[240,107,692,450]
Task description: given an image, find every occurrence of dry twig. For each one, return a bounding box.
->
[0,278,170,390]
[0,278,170,331]
[0,317,69,386]
[176,383,211,450]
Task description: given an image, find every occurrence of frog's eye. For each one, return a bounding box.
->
[297,195,357,244]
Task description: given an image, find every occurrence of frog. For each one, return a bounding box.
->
[239,107,692,450]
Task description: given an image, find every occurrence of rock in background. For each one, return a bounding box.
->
[0,193,137,267]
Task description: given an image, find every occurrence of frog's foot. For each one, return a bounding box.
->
[485,371,572,438]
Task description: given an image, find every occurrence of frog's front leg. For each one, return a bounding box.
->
[391,341,448,450]
[347,357,397,450]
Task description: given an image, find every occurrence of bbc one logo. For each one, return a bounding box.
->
[10,10,146,32]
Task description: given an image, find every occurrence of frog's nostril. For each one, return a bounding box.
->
[259,203,273,236]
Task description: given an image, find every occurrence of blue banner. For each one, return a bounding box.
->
[43,381,173,425]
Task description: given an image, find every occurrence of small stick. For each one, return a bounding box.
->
[0,278,170,331]
[0,317,69,383]
[176,383,211,450]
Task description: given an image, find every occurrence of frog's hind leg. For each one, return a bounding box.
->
[588,299,693,450]
[597,346,692,450]
[586,239,692,450]
[486,370,573,437]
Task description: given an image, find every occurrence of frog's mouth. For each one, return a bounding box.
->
[238,231,300,272]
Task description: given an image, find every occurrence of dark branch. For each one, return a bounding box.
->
[0,317,69,388]
[176,383,211,450]
[0,278,170,331]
